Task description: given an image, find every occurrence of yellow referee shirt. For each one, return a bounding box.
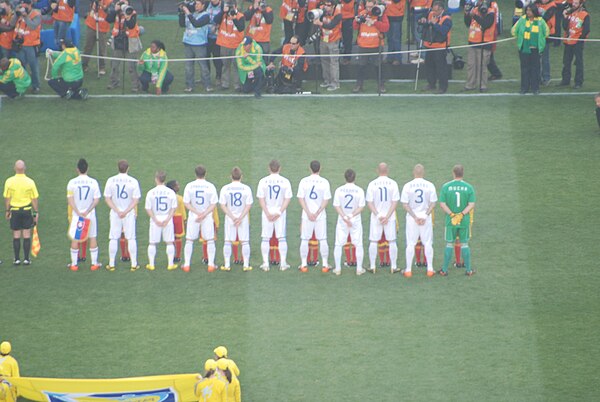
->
[3,174,39,209]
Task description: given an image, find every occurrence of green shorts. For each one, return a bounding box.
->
[445,225,470,243]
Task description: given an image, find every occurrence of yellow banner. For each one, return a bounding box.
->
[7,374,199,402]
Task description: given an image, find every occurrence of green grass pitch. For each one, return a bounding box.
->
[2,1,600,400]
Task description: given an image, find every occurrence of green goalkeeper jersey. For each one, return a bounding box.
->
[439,179,476,228]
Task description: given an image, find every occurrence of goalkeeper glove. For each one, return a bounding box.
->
[450,213,464,226]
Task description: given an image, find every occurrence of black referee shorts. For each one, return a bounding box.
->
[10,209,34,231]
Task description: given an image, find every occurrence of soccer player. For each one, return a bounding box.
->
[182,165,219,272]
[219,167,254,272]
[4,160,39,266]
[332,169,365,276]
[297,160,332,272]
[256,160,293,271]
[166,180,186,263]
[438,164,476,276]
[145,171,178,271]
[365,162,400,273]
[66,158,102,272]
[104,160,141,271]
[400,164,437,278]
[0,341,19,402]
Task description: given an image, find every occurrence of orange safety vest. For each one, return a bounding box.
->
[85,0,112,33]
[54,0,75,23]
[537,1,556,35]
[0,14,15,49]
[216,13,245,49]
[111,14,140,38]
[468,7,496,44]
[356,10,384,48]
[423,13,451,48]
[307,0,319,11]
[321,5,342,43]
[281,43,307,71]
[246,7,272,43]
[563,8,588,45]
[341,0,355,20]
[384,0,405,17]
[409,0,432,9]
[280,0,305,23]
[15,10,41,46]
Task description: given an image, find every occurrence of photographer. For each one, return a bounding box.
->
[0,1,15,59]
[280,0,307,45]
[235,35,265,97]
[50,0,76,48]
[383,0,405,66]
[0,56,31,98]
[11,0,41,93]
[215,0,244,91]
[558,0,589,89]
[206,0,224,87]
[463,0,496,92]
[106,0,142,91]
[267,35,307,93]
[408,0,432,46]
[352,0,389,93]
[137,40,174,95]
[420,1,451,94]
[339,0,354,64]
[179,0,214,93]
[244,0,273,55]
[47,38,89,100]
[82,0,112,75]
[536,0,557,86]
[311,0,342,91]
[511,4,548,94]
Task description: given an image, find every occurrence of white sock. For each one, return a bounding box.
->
[223,242,232,267]
[207,240,216,266]
[261,238,269,264]
[109,239,118,266]
[424,242,434,271]
[90,247,99,265]
[320,240,329,267]
[334,245,342,270]
[279,238,288,265]
[242,241,250,267]
[405,244,415,272]
[300,239,308,266]
[389,241,398,269]
[70,248,79,266]
[184,240,193,267]
[166,244,175,266]
[355,243,364,269]
[369,242,377,269]
[128,239,138,267]
[148,244,156,266]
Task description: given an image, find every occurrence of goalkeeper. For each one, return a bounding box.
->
[438,164,476,276]
[47,39,88,100]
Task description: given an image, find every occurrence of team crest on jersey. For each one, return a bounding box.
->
[44,388,177,402]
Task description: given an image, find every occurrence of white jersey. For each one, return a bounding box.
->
[219,182,254,218]
[256,173,293,213]
[145,185,178,218]
[365,176,400,216]
[400,177,438,217]
[297,174,331,220]
[67,175,101,212]
[104,173,141,216]
[183,179,219,213]
[333,183,365,224]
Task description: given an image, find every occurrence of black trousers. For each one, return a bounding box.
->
[562,42,584,86]
[48,78,83,98]
[596,107,600,129]
[0,81,19,98]
[242,67,264,96]
[519,48,540,92]
[341,18,354,58]
[207,37,223,80]
[487,52,502,77]
[139,70,174,93]
[424,47,448,91]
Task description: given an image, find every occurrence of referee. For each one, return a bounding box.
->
[4,160,39,266]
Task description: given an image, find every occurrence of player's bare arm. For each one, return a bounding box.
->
[258,197,274,221]
[67,195,81,217]
[120,197,139,219]
[5,197,11,219]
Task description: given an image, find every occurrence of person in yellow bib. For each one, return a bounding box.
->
[195,359,227,402]
[47,39,88,100]
[4,160,38,266]
[216,359,241,402]
[0,341,20,402]
[213,346,240,377]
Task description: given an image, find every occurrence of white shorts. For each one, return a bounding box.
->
[149,218,175,244]
[369,213,397,242]
[261,210,287,239]
[224,216,250,242]
[68,212,97,240]
[335,218,363,247]
[185,212,215,241]
[405,214,433,246]
[300,217,327,241]
[109,212,137,240]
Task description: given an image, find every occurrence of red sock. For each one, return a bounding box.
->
[415,239,422,265]
[175,238,182,259]
[201,238,208,261]
[269,232,280,263]
[79,240,87,260]
[378,233,388,265]
[233,234,240,262]
[308,232,319,264]
[119,235,130,259]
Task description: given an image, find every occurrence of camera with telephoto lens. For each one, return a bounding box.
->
[225,2,237,15]
[306,27,321,44]
[371,4,385,17]
[464,0,477,12]
[478,0,490,14]
[307,8,323,21]
[178,1,196,11]
[0,8,6,17]
[117,1,134,15]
